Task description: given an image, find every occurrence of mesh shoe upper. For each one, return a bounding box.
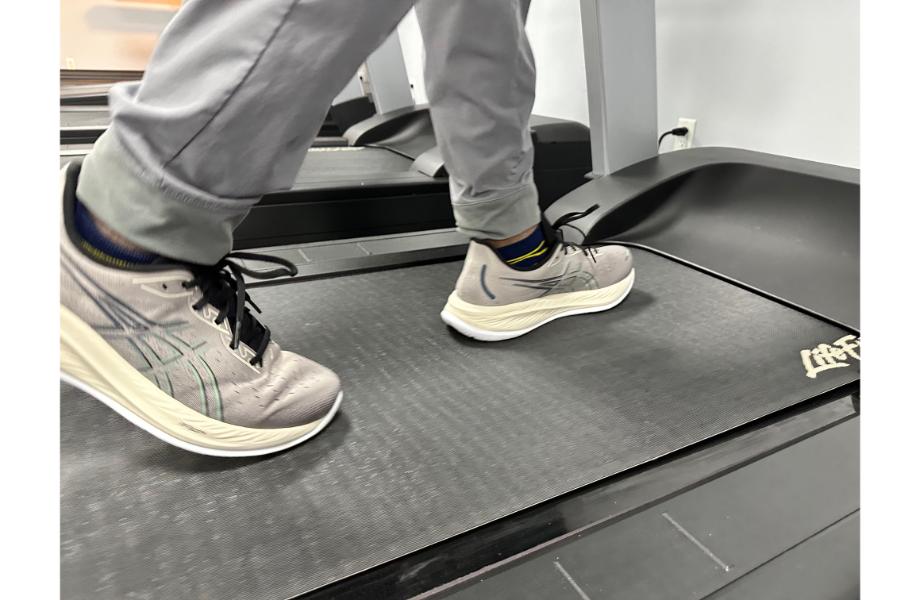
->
[454,239,634,307]
[60,163,340,429]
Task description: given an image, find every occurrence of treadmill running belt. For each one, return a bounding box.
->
[60,249,858,599]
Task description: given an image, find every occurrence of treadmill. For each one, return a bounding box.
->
[60,69,144,105]
[60,77,373,147]
[60,4,859,600]
[59,85,374,147]
[60,70,140,145]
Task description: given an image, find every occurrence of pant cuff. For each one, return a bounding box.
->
[76,131,255,265]
[451,175,541,240]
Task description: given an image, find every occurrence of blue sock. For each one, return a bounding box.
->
[74,199,159,267]
[495,226,550,270]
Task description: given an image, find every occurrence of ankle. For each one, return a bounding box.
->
[489,223,550,270]
[485,225,539,249]
[90,212,148,253]
[74,199,160,265]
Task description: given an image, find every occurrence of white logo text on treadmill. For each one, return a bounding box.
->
[800,335,860,379]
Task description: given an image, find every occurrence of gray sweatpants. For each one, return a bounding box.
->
[77,0,539,264]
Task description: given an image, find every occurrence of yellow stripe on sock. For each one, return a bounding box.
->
[79,240,134,270]
[506,240,547,265]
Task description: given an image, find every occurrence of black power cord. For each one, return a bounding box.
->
[658,126,690,149]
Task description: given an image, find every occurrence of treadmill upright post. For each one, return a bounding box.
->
[333,73,365,105]
[364,28,416,115]
[580,0,659,176]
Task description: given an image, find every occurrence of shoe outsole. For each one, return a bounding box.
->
[62,371,343,458]
[441,269,636,342]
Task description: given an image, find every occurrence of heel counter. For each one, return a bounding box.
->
[454,242,499,305]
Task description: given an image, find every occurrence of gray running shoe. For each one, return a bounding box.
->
[441,209,635,341]
[59,163,342,457]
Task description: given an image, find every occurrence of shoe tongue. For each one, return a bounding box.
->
[198,267,267,354]
[539,217,562,245]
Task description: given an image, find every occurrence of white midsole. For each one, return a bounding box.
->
[441,269,636,342]
[60,305,341,457]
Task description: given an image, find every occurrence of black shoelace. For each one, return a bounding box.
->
[550,203,601,262]
[181,252,297,366]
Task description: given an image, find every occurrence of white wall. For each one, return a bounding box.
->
[656,0,859,167]
[402,0,858,168]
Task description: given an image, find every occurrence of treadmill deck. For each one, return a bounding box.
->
[60,249,858,599]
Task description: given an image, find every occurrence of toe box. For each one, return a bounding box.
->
[595,245,634,287]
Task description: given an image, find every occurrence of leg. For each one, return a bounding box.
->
[415,0,540,242]
[78,0,415,264]
[418,0,636,341]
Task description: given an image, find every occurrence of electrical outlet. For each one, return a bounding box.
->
[672,118,697,150]
[65,57,76,70]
